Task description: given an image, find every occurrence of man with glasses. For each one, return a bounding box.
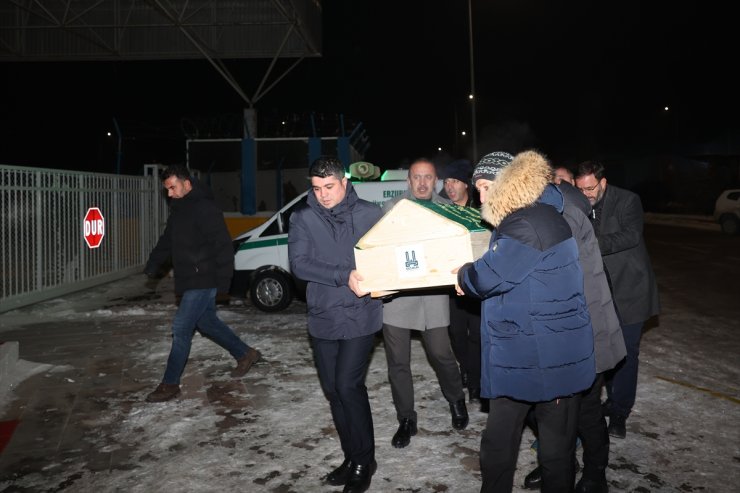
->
[574,161,660,440]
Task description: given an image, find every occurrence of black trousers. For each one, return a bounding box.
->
[480,396,580,493]
[525,375,609,482]
[578,374,609,481]
[448,295,482,390]
[605,322,643,417]
[383,324,465,422]
[312,333,376,466]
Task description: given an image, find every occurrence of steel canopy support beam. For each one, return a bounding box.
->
[147,0,309,108]
[270,0,318,55]
[11,0,119,55]
[3,0,319,115]
[252,22,305,103]
[253,54,305,104]
[147,0,253,106]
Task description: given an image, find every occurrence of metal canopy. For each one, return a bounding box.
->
[0,0,322,105]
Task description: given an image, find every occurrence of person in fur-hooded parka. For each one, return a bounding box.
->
[457,149,596,493]
[459,150,596,401]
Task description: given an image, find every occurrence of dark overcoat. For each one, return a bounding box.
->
[558,182,626,373]
[594,185,660,326]
[288,182,383,340]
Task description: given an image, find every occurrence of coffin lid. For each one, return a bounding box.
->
[356,199,485,249]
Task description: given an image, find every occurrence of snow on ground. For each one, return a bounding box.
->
[0,216,737,492]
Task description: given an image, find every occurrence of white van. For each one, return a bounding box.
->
[231,178,440,312]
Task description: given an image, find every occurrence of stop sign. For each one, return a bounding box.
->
[83,207,105,249]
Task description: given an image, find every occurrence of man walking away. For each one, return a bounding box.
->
[144,165,261,403]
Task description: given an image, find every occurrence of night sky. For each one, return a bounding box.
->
[0,0,734,175]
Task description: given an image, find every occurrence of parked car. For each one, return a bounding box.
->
[230,179,442,312]
[713,189,740,235]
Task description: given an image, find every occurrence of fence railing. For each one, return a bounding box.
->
[0,165,168,313]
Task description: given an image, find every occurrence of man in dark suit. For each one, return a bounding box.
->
[288,156,383,493]
[575,161,660,439]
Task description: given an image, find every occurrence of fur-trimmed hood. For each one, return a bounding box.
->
[481,150,555,227]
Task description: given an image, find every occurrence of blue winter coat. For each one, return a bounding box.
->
[288,182,383,340]
[458,151,595,402]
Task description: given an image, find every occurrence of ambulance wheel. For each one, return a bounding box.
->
[250,271,293,312]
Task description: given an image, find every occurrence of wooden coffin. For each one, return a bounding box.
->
[354,199,491,295]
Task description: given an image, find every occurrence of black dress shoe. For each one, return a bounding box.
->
[524,459,581,490]
[469,387,481,403]
[324,458,352,486]
[450,399,469,430]
[608,414,627,439]
[575,477,608,493]
[524,459,580,490]
[343,460,377,493]
[523,465,542,490]
[391,418,417,448]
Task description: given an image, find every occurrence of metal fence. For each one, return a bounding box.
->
[0,165,168,313]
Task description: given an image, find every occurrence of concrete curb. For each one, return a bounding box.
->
[0,342,19,386]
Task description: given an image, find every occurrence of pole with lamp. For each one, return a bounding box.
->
[467,0,478,162]
[112,117,123,174]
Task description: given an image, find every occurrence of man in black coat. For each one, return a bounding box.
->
[288,156,383,493]
[575,160,660,439]
[523,173,627,493]
[144,165,261,403]
[441,159,483,406]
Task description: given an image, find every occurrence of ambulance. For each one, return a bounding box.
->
[231,175,439,312]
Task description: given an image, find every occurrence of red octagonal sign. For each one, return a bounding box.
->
[83,207,105,249]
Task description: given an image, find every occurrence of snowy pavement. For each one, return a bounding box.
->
[0,222,738,492]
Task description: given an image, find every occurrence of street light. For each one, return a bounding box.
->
[112,117,122,174]
[468,0,478,162]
